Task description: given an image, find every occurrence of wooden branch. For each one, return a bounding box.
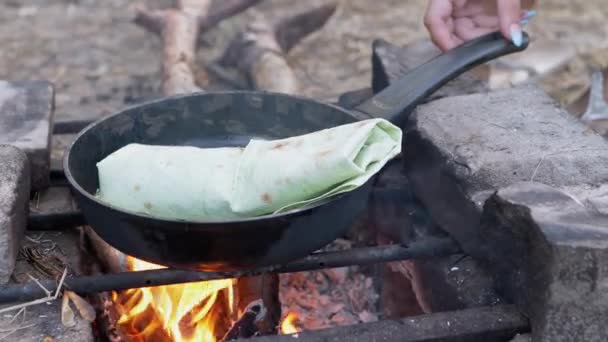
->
[220,3,337,94]
[200,0,264,31]
[83,227,127,274]
[234,273,281,337]
[134,0,211,95]
[134,0,262,95]
[133,8,165,35]
[221,17,298,94]
[274,3,337,54]
[223,299,265,341]
[161,6,210,94]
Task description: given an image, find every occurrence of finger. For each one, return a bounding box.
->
[454,1,494,17]
[472,14,499,28]
[497,0,522,42]
[451,34,465,47]
[454,18,496,41]
[424,0,458,51]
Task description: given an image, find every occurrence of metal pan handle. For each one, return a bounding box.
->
[353,31,530,127]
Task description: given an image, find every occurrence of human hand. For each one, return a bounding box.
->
[424,0,535,52]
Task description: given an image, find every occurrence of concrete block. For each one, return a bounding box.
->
[476,182,608,342]
[365,38,501,315]
[403,84,608,253]
[0,145,30,284]
[509,334,532,342]
[0,80,55,191]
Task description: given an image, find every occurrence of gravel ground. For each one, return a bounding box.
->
[2,0,607,336]
[1,0,607,122]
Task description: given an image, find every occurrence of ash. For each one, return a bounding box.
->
[279,239,379,331]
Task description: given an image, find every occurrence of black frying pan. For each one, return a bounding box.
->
[64,32,529,271]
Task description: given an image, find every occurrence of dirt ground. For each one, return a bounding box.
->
[1,0,608,123]
[2,0,608,337]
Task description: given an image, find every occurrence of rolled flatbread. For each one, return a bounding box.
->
[96,118,402,221]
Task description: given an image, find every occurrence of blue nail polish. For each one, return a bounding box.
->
[524,10,537,19]
[510,25,523,47]
[520,18,529,26]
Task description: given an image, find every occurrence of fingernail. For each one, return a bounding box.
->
[524,10,537,20]
[510,24,523,47]
[520,18,529,26]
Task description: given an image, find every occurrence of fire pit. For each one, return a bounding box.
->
[1,1,607,342]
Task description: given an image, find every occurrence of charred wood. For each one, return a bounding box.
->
[134,0,263,94]
[219,3,337,94]
[223,299,265,341]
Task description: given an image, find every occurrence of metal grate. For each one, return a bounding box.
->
[5,112,530,341]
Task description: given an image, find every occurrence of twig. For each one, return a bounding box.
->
[0,268,67,314]
[0,323,37,342]
[54,268,68,298]
[0,323,36,333]
[26,274,51,297]
[0,329,16,341]
[530,148,608,181]
[6,308,25,325]
[25,233,45,244]
[0,309,33,342]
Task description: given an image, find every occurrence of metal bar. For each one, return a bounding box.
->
[27,211,86,231]
[0,239,459,303]
[49,168,68,187]
[236,305,529,342]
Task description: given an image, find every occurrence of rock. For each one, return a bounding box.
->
[0,80,55,191]
[398,82,608,338]
[412,255,504,312]
[368,39,501,316]
[509,334,532,342]
[0,145,30,284]
[477,182,608,342]
[403,84,608,255]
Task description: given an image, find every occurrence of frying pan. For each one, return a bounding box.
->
[64,32,529,271]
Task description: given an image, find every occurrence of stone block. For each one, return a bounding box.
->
[476,182,608,342]
[367,161,503,314]
[0,80,55,191]
[509,334,532,342]
[0,145,30,284]
[403,84,608,254]
[365,38,501,315]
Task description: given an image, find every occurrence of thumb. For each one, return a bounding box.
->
[497,0,523,46]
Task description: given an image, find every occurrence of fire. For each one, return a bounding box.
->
[280,312,301,335]
[114,257,236,342]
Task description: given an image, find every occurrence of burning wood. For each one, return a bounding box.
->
[222,299,265,340]
[84,2,340,341]
[114,258,236,341]
[279,312,300,335]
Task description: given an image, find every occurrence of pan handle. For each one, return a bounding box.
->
[353,31,530,127]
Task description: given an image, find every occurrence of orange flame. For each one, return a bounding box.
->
[114,257,235,342]
[280,312,301,335]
